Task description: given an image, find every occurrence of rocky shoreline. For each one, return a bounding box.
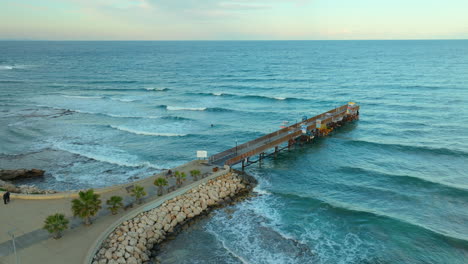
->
[0,180,58,194]
[92,171,256,264]
[0,168,58,194]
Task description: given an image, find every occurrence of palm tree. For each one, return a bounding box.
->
[71,189,102,226]
[43,213,69,239]
[174,170,180,179]
[154,177,168,196]
[176,172,186,187]
[130,185,146,204]
[106,196,123,215]
[190,169,201,181]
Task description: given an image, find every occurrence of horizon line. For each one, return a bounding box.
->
[0,38,467,42]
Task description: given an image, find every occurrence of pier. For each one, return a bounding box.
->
[209,102,360,169]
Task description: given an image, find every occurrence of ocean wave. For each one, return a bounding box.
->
[62,95,139,102]
[109,98,137,102]
[110,125,188,137]
[272,191,468,245]
[243,94,292,101]
[35,105,160,119]
[161,105,207,111]
[86,80,138,84]
[0,64,31,70]
[145,87,170,91]
[187,92,304,102]
[297,225,378,264]
[157,104,279,115]
[0,65,14,70]
[187,92,232,97]
[106,113,160,119]
[52,142,163,169]
[205,107,235,112]
[62,95,104,99]
[206,194,316,264]
[89,87,170,92]
[337,166,468,195]
[161,116,194,121]
[0,80,25,83]
[345,139,468,158]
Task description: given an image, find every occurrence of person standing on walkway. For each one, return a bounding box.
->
[3,191,10,204]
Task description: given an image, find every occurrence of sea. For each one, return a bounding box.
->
[1,40,467,263]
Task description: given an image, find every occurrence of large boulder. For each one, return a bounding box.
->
[0,169,45,181]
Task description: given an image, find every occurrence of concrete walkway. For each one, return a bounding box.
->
[0,160,219,264]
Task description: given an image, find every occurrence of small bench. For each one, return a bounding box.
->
[125,185,134,193]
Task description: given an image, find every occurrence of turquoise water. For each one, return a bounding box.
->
[1,40,468,263]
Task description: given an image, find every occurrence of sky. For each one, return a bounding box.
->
[0,0,467,40]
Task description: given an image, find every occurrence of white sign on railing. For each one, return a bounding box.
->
[197,151,208,159]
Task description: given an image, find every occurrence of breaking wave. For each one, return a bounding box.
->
[62,95,103,99]
[109,125,188,137]
[145,87,170,91]
[188,92,303,102]
[273,191,468,245]
[52,142,163,169]
[35,105,160,119]
[165,105,207,111]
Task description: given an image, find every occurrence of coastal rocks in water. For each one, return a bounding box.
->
[93,171,254,264]
[0,169,45,181]
[0,179,57,194]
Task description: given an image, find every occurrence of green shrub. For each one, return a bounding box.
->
[71,189,102,226]
[106,196,124,215]
[44,213,69,239]
[130,185,146,204]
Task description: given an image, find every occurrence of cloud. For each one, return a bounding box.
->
[144,0,311,14]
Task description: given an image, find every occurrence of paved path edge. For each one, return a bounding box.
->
[83,167,230,264]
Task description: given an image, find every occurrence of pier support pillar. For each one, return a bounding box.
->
[274,146,279,158]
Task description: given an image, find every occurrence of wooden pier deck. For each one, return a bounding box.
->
[209,103,359,169]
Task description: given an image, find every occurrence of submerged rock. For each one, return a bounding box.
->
[0,169,45,181]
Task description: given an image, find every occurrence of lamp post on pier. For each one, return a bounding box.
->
[235,138,238,155]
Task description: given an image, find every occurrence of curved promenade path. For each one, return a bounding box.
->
[0,161,225,264]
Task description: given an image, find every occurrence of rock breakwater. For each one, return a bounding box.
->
[92,171,255,264]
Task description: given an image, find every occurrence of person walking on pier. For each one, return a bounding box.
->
[3,191,10,204]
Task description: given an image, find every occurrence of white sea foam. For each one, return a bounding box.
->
[145,87,168,91]
[0,65,14,70]
[253,187,271,195]
[110,125,187,137]
[274,97,286,100]
[217,239,250,264]
[205,193,306,264]
[167,106,206,111]
[297,220,375,264]
[213,92,224,96]
[241,173,375,263]
[0,65,31,70]
[52,142,162,169]
[110,98,136,102]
